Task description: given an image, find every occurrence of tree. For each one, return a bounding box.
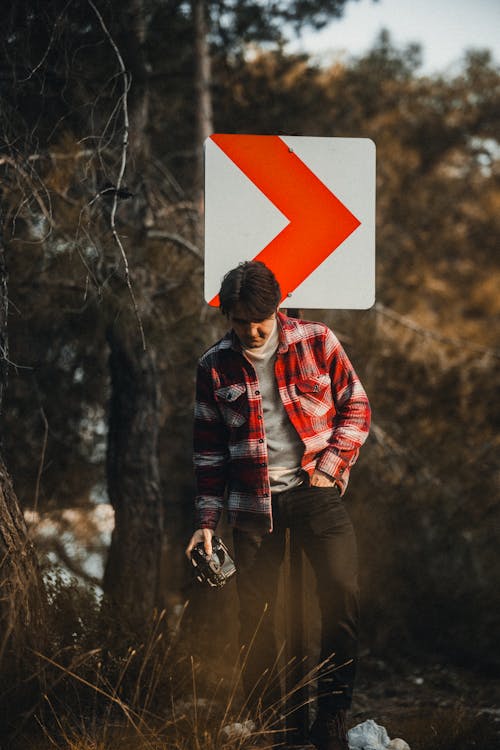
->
[0,197,47,700]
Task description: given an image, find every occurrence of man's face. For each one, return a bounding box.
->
[229,304,277,349]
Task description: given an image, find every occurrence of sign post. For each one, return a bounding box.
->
[204,133,376,742]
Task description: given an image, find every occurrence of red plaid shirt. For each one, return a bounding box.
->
[193,312,371,532]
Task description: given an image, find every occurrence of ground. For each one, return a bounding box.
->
[349,655,500,750]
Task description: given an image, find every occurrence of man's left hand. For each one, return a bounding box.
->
[311,469,337,487]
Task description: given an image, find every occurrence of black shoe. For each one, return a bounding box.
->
[309,710,349,750]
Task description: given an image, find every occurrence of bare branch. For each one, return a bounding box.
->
[0,155,54,231]
[33,407,48,516]
[0,343,34,372]
[146,230,203,260]
[19,0,74,82]
[0,149,95,167]
[87,0,146,350]
[374,302,500,359]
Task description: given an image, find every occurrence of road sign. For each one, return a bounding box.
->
[204,134,375,309]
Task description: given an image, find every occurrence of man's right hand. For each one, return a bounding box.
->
[185,528,214,559]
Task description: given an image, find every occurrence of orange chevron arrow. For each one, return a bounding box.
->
[208,134,361,306]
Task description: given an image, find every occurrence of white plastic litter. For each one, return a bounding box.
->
[347,719,410,750]
[348,720,390,749]
[221,719,256,741]
[387,740,410,750]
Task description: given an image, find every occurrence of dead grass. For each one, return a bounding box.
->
[2,575,499,749]
[386,705,499,750]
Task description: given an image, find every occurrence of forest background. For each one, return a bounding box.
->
[0,1,499,748]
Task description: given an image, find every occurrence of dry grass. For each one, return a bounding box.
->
[385,705,500,750]
[2,574,499,749]
[0,574,280,750]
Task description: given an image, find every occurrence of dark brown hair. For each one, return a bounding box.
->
[219,261,281,319]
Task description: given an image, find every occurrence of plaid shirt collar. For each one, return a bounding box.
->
[228,311,292,355]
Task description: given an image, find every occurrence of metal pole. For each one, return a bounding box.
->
[284,530,309,744]
[283,308,308,744]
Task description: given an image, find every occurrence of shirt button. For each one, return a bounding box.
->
[257,415,262,420]
[255,390,260,395]
[258,438,264,443]
[260,462,266,467]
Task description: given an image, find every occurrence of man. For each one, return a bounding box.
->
[186,261,371,750]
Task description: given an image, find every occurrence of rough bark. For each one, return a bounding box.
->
[102,326,164,631]
[125,0,151,166]
[0,198,47,662]
[0,459,47,659]
[96,1,165,633]
[0,197,7,425]
[192,0,214,239]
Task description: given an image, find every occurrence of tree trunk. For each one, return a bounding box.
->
[192,0,214,241]
[125,0,151,166]
[118,0,155,229]
[0,460,47,659]
[102,326,164,631]
[100,4,164,632]
[0,205,7,416]
[0,199,47,663]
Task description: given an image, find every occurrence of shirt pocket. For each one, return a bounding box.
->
[295,374,333,418]
[214,383,248,428]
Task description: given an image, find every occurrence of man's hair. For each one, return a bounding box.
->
[219,261,281,319]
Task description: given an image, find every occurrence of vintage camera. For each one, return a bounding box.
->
[190,536,236,588]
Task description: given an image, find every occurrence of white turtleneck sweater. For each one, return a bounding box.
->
[243,320,304,493]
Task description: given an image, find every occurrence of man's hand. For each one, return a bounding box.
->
[185,528,214,559]
[311,469,337,488]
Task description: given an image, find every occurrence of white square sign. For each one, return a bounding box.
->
[205,134,375,309]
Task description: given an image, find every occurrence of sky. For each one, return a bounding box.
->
[286,0,500,75]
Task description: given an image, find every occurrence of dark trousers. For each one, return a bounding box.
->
[233,484,359,718]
